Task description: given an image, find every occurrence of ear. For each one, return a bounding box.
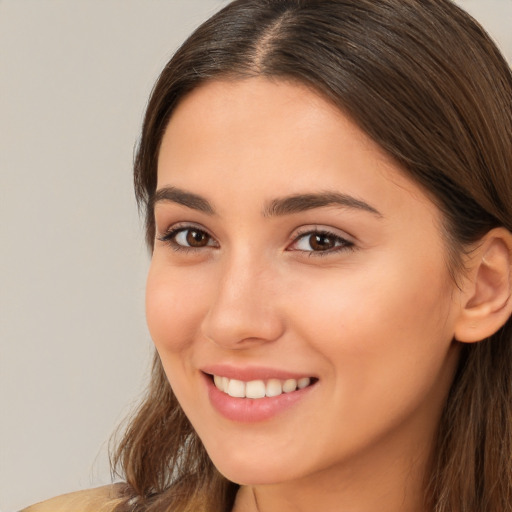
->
[454,227,512,343]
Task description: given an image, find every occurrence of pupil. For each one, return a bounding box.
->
[187,230,208,247]
[310,234,334,251]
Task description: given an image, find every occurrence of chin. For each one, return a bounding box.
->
[216,465,294,486]
[206,447,304,486]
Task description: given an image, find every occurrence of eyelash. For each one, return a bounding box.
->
[157,224,218,254]
[291,228,355,257]
[157,224,355,257]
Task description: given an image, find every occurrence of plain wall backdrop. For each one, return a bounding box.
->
[1,1,511,510]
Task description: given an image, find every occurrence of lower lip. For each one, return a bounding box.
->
[203,373,316,423]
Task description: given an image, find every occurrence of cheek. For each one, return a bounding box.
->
[287,252,456,391]
[145,262,214,412]
[145,261,210,353]
[284,259,457,451]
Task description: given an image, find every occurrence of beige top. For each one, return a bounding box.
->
[21,485,122,512]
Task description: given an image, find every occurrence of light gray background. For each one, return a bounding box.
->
[1,1,510,510]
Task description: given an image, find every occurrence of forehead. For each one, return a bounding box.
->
[157,77,436,218]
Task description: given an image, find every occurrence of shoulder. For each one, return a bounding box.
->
[21,484,123,512]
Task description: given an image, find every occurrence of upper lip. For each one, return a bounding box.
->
[201,364,315,382]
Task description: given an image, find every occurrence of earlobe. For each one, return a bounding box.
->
[454,228,512,343]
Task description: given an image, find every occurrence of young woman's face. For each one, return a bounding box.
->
[147,78,462,487]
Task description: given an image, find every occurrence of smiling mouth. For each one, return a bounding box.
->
[210,374,316,399]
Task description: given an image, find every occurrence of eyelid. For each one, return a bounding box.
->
[156,222,219,251]
[287,225,355,255]
[293,224,354,239]
[156,222,355,256]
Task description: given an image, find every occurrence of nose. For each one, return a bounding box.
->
[200,251,285,349]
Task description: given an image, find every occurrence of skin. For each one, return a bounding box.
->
[146,78,464,512]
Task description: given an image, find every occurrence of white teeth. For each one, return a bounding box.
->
[245,380,266,399]
[266,378,283,397]
[298,377,311,389]
[213,375,223,390]
[227,379,245,398]
[213,375,312,399]
[282,379,297,393]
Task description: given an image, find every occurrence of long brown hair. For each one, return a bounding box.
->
[111,1,512,511]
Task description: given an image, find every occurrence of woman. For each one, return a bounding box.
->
[24,0,512,511]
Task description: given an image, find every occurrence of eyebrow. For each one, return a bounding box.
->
[152,186,215,215]
[152,186,382,218]
[263,192,382,218]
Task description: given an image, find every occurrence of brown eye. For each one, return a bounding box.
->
[182,229,211,247]
[158,226,217,251]
[308,233,336,251]
[289,229,354,255]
